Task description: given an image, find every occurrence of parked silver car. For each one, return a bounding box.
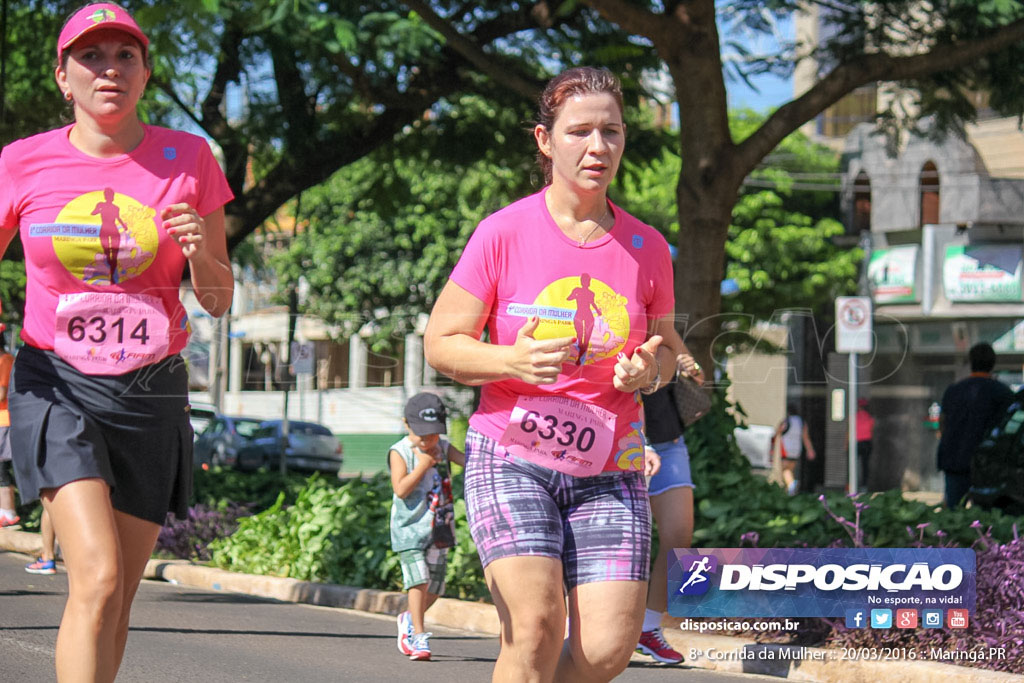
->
[193,415,265,469]
[188,402,218,438]
[236,419,344,474]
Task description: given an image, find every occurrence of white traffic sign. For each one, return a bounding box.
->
[835,296,873,353]
[290,341,315,375]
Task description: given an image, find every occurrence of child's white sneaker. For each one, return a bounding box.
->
[407,632,432,661]
[397,611,415,655]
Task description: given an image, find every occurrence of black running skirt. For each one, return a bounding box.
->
[9,345,193,524]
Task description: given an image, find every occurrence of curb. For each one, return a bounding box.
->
[2,528,1019,681]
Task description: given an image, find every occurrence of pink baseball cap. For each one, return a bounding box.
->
[57,3,149,59]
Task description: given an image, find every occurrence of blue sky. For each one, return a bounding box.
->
[728,72,794,113]
[720,9,796,113]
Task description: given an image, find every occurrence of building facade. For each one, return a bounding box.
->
[834,121,1024,492]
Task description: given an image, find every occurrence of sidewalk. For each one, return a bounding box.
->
[1,527,1017,682]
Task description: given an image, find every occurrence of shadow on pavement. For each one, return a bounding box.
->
[626,660,694,670]
[147,590,274,605]
[0,590,65,597]
[127,626,496,641]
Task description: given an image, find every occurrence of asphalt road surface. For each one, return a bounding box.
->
[0,551,767,682]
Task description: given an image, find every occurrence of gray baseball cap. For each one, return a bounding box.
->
[404,393,447,436]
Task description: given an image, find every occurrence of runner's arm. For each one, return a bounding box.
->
[424,279,574,386]
[164,205,233,317]
[645,315,689,390]
[446,442,465,468]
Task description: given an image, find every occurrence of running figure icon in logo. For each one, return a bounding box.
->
[567,273,601,365]
[678,555,717,596]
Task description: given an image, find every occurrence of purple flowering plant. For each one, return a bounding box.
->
[156,502,252,562]
[684,389,1024,672]
[739,493,1024,673]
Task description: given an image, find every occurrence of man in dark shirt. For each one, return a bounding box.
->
[937,343,1014,507]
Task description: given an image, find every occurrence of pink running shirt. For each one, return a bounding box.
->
[450,188,674,473]
[0,125,233,370]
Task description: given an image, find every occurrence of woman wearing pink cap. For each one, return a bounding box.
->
[0,4,233,680]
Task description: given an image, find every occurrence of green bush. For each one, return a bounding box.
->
[202,386,1020,603]
[192,467,313,510]
[208,469,489,600]
[686,382,1021,550]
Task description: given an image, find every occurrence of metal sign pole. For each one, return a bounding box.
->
[837,296,872,495]
[848,352,858,494]
[281,387,289,476]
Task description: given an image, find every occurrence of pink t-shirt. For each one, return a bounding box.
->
[0,125,233,369]
[451,188,674,472]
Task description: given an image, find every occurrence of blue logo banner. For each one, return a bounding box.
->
[667,548,976,618]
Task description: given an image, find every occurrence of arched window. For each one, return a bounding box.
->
[919,161,940,226]
[853,172,871,233]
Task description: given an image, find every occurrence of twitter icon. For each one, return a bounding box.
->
[870,609,892,629]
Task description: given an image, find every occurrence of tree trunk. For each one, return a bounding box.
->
[674,186,734,376]
[653,0,739,376]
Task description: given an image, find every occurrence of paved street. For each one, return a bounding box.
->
[0,551,772,683]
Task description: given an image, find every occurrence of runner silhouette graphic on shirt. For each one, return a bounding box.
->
[92,187,126,284]
[678,556,712,593]
[567,273,602,365]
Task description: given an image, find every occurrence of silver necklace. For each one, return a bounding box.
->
[577,209,612,246]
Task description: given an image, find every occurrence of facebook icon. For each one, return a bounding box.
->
[845,609,867,629]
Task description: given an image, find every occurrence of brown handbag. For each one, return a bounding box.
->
[672,375,712,427]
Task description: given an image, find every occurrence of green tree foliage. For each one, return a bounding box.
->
[1,1,658,324]
[726,191,859,323]
[0,3,66,142]
[269,94,676,349]
[139,0,658,248]
[617,112,861,327]
[577,0,1024,364]
[269,95,537,348]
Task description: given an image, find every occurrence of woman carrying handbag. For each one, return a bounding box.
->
[635,353,706,664]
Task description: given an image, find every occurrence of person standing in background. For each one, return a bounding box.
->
[855,398,875,492]
[390,392,465,662]
[937,343,1013,507]
[774,403,815,495]
[634,353,704,665]
[25,510,58,575]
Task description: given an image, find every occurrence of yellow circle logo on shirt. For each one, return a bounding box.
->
[529,274,630,365]
[50,189,158,285]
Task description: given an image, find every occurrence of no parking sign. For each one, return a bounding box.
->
[835,296,873,353]
[290,341,315,375]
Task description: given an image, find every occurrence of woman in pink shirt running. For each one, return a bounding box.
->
[0,4,233,681]
[426,67,690,682]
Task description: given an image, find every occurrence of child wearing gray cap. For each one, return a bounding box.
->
[389,392,465,661]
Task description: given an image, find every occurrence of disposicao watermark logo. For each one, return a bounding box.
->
[668,548,976,618]
[677,555,718,596]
